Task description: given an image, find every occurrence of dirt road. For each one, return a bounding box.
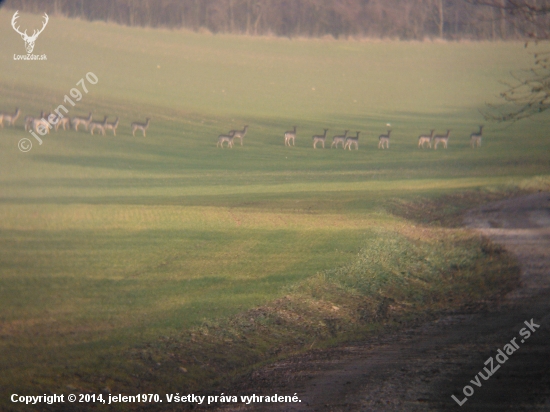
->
[216,192,550,411]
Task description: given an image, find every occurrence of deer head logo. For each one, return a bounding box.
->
[11,11,49,54]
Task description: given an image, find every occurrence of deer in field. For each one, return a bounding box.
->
[104,117,120,136]
[131,118,150,137]
[378,130,391,149]
[312,129,328,149]
[217,131,235,148]
[0,108,21,127]
[433,130,451,149]
[72,113,93,131]
[344,131,360,150]
[418,129,435,149]
[470,125,483,148]
[284,126,297,146]
[89,116,108,135]
[229,125,248,146]
[331,130,348,149]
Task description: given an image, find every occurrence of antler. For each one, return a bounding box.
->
[11,11,49,40]
[11,11,28,37]
[28,13,49,40]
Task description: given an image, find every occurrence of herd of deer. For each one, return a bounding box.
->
[1,106,483,150]
[219,125,484,149]
[0,107,151,137]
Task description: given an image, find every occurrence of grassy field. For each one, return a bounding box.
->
[0,9,549,410]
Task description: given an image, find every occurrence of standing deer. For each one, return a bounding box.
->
[104,117,120,136]
[312,129,328,149]
[418,129,435,149]
[284,126,297,146]
[11,11,49,54]
[131,118,150,137]
[89,116,108,135]
[72,113,93,131]
[0,108,21,127]
[470,125,483,148]
[55,116,71,131]
[217,131,235,148]
[331,130,348,149]
[433,130,451,149]
[229,125,248,146]
[378,130,391,149]
[344,131,360,150]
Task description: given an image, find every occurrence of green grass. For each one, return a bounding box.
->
[0,9,549,409]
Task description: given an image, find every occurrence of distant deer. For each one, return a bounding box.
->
[470,125,483,148]
[89,116,108,135]
[54,116,70,131]
[331,130,348,149]
[378,130,391,149]
[312,129,328,149]
[104,117,120,136]
[217,131,235,148]
[32,117,50,134]
[131,118,150,137]
[284,126,297,146]
[72,113,93,131]
[0,108,21,127]
[24,115,34,131]
[418,129,435,149]
[433,130,451,149]
[44,112,69,131]
[229,125,248,146]
[344,131,360,150]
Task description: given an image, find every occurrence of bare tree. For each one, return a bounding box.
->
[1,0,543,41]
[466,0,550,121]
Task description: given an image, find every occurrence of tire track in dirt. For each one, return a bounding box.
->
[213,192,550,412]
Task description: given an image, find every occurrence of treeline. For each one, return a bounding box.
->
[2,0,547,40]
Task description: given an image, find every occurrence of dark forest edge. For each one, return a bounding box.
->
[2,0,549,40]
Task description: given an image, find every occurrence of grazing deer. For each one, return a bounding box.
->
[378,130,391,149]
[229,125,248,146]
[284,126,297,146]
[331,130,348,149]
[89,116,108,135]
[103,117,119,136]
[418,129,435,149]
[312,129,328,149]
[470,125,483,148]
[433,130,451,149]
[344,131,360,150]
[131,118,150,137]
[1,108,21,127]
[72,113,93,131]
[217,131,235,148]
[12,11,49,54]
